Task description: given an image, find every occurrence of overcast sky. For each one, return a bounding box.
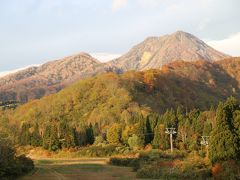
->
[0,0,239,73]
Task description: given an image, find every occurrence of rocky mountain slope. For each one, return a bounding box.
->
[110,31,230,70]
[0,52,120,102]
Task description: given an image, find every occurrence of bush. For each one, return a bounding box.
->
[135,153,211,179]
[136,163,211,179]
[212,161,240,180]
[136,165,181,179]
[176,155,211,179]
[0,152,34,179]
[109,157,138,166]
[93,136,106,146]
[16,155,34,173]
[109,153,152,172]
[128,134,144,150]
[109,157,140,171]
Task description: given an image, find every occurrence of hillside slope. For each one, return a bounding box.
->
[110,31,229,71]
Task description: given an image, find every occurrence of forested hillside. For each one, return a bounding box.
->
[0,58,238,150]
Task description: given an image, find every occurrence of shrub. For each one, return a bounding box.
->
[136,165,180,179]
[128,134,145,150]
[212,161,240,180]
[135,153,211,179]
[137,152,150,161]
[93,135,106,146]
[0,149,34,179]
[109,157,140,171]
[109,157,138,166]
[16,155,34,173]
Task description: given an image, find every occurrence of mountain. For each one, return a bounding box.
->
[0,31,231,103]
[13,58,240,126]
[0,52,120,102]
[110,31,230,71]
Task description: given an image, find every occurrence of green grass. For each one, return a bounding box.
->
[53,164,104,174]
[20,158,136,180]
[35,159,55,165]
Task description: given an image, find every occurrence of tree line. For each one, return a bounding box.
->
[17,97,240,163]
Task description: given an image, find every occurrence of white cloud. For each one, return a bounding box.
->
[207,32,240,56]
[91,53,122,62]
[0,64,41,78]
[112,0,128,11]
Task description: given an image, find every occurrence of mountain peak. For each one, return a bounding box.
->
[172,30,190,36]
[112,31,230,70]
[76,52,93,58]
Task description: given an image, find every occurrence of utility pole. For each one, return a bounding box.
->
[200,136,210,157]
[165,128,177,152]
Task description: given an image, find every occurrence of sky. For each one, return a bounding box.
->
[0,0,239,74]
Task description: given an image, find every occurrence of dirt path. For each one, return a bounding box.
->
[19,158,136,180]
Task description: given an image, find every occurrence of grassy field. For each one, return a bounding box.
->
[19,158,136,180]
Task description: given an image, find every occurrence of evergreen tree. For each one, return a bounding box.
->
[30,123,42,146]
[86,123,94,145]
[233,110,240,139]
[43,125,51,149]
[203,122,212,136]
[122,125,131,145]
[177,119,190,150]
[152,123,169,150]
[209,97,240,163]
[162,109,177,127]
[19,123,31,145]
[74,128,87,146]
[59,121,75,148]
[188,109,202,134]
[49,125,60,151]
[145,116,154,144]
[135,118,146,146]
[106,123,121,144]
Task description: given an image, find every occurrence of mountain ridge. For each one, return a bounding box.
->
[0,31,232,102]
[0,52,120,102]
